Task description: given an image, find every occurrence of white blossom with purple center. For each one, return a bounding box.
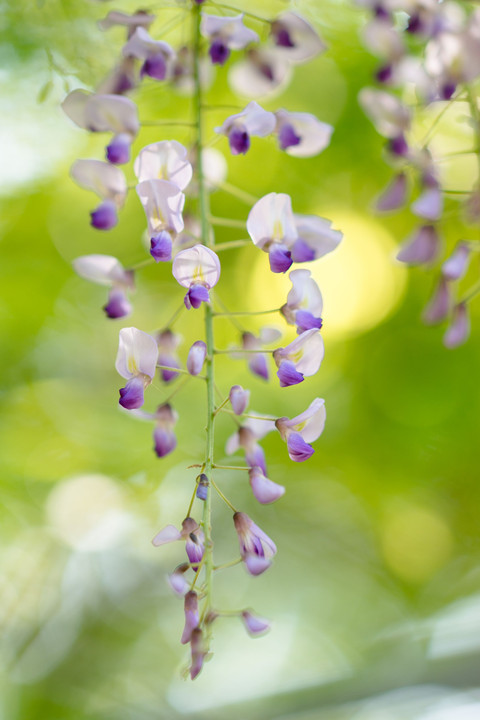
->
[233,511,277,576]
[273,329,325,387]
[215,101,276,155]
[71,159,127,230]
[201,13,259,65]
[123,27,176,81]
[172,244,221,309]
[136,179,185,262]
[134,140,193,189]
[276,397,326,462]
[115,327,158,410]
[274,109,333,156]
[72,254,135,319]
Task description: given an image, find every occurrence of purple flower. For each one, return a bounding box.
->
[249,467,285,504]
[215,102,276,155]
[187,340,207,375]
[157,329,182,383]
[172,245,221,310]
[270,12,326,63]
[62,90,139,137]
[376,172,408,212]
[443,303,470,348]
[442,242,471,281]
[422,277,451,325]
[233,512,277,576]
[226,417,276,475]
[241,610,271,636]
[98,10,155,33]
[106,133,132,165]
[411,182,443,222]
[273,329,324,387]
[358,88,411,139]
[228,48,292,99]
[136,179,185,238]
[73,254,135,319]
[190,628,207,680]
[201,13,259,66]
[167,563,190,596]
[181,591,199,645]
[281,268,323,333]
[275,109,333,157]
[134,140,193,189]
[122,28,175,82]
[276,397,326,462]
[396,225,440,265]
[229,385,250,415]
[70,159,127,230]
[150,231,173,262]
[152,516,204,570]
[115,327,158,409]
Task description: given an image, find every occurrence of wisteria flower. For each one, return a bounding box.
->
[229,385,250,415]
[273,329,324,387]
[443,303,470,348]
[358,87,411,154]
[172,245,221,309]
[134,141,193,190]
[270,12,326,63]
[425,21,480,98]
[131,403,179,458]
[215,102,276,155]
[422,277,451,325]
[157,329,182,383]
[292,214,343,262]
[152,516,204,569]
[281,269,323,333]
[201,13,259,65]
[411,181,443,222]
[247,192,297,272]
[229,48,292,99]
[72,254,135,319]
[442,242,471,281]
[136,179,185,261]
[233,511,277,576]
[62,90,139,164]
[241,610,271,636]
[376,172,408,212]
[167,563,190,596]
[71,159,127,230]
[226,417,276,475]
[240,328,281,380]
[274,109,333,156]
[276,397,326,461]
[187,341,207,375]
[123,27,175,81]
[190,628,207,680]
[249,467,285,504]
[396,225,440,265]
[181,591,199,644]
[98,10,155,33]
[115,327,158,409]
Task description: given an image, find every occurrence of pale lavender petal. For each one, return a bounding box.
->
[241,610,271,636]
[411,186,443,221]
[291,238,315,263]
[277,360,304,387]
[396,225,440,265]
[229,385,250,415]
[376,172,408,212]
[245,554,272,575]
[245,444,267,476]
[287,432,315,461]
[119,375,145,409]
[181,591,199,644]
[187,340,207,375]
[153,426,177,458]
[158,353,180,383]
[422,277,451,325]
[248,354,269,380]
[91,200,118,230]
[152,524,182,546]
[442,242,471,281]
[104,288,132,319]
[443,303,470,348]
[295,309,323,333]
[167,565,190,596]
[278,123,301,150]
[249,467,285,504]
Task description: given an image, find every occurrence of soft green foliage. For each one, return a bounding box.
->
[1,0,480,717]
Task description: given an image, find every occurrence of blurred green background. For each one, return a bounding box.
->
[2,0,480,718]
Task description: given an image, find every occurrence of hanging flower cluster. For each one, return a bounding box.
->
[64,1,342,679]
[357,0,480,348]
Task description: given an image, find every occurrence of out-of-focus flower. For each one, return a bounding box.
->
[396,225,440,265]
[443,302,470,348]
[187,341,207,375]
[226,417,276,475]
[358,88,411,151]
[273,329,324,387]
[136,179,185,261]
[292,214,343,263]
[72,254,135,318]
[123,27,175,81]
[172,245,221,309]
[134,141,193,189]
[115,327,158,409]
[240,328,281,380]
[181,591,199,644]
[157,329,182,383]
[233,511,277,575]
[129,403,179,457]
[241,610,271,636]
[229,48,292,98]
[422,277,451,324]
[249,467,285,504]
[71,159,127,230]
[442,242,471,281]
[274,109,333,156]
[167,563,190,596]
[190,628,207,679]
[276,397,326,461]
[229,385,250,415]
[270,12,326,63]
[281,269,323,333]
[376,172,408,212]
[98,10,155,34]
[152,516,204,568]
[215,102,276,155]
[201,13,258,65]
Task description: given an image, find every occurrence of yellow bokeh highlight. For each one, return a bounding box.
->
[248,210,407,342]
[381,502,453,584]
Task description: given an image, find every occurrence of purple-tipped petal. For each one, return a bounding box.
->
[187,340,207,375]
[229,385,250,415]
[442,242,471,281]
[119,375,145,409]
[269,245,293,273]
[245,554,272,576]
[209,39,230,65]
[389,134,409,156]
[376,173,408,212]
[167,564,190,596]
[228,126,250,155]
[185,529,204,569]
[181,591,199,645]
[153,426,177,458]
[278,123,301,150]
[423,277,451,325]
[272,26,295,48]
[141,53,167,80]
[245,444,267,476]
[411,186,443,221]
[241,610,271,636]
[249,467,285,504]
[90,200,118,230]
[248,354,269,380]
[150,231,173,262]
[277,360,304,387]
[106,133,131,165]
[290,238,315,263]
[295,309,323,333]
[104,288,132,319]
[443,303,470,349]
[286,432,314,462]
[185,284,210,310]
[396,225,440,266]
[196,474,209,501]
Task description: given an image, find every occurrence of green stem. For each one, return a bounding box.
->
[213,308,280,317]
[211,478,237,512]
[461,278,480,304]
[213,464,252,471]
[156,363,204,378]
[218,181,259,205]
[208,215,246,228]
[193,2,215,644]
[213,239,251,252]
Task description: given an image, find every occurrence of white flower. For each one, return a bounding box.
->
[275,109,333,157]
[134,141,193,189]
